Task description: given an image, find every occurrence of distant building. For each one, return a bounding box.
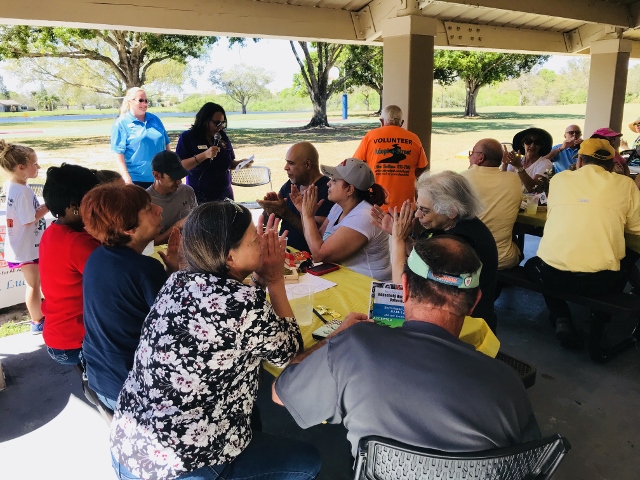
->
[0,100,27,112]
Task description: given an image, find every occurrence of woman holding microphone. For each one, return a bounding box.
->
[176,102,251,203]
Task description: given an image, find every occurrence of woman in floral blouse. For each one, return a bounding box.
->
[110,202,321,480]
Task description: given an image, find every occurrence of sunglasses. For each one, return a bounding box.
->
[468,150,485,157]
[224,197,242,225]
[634,123,640,127]
[210,119,227,128]
[133,99,149,103]
[523,138,541,146]
[566,131,581,136]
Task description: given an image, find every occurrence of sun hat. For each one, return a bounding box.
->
[512,128,553,157]
[321,158,375,191]
[576,138,615,161]
[628,117,640,132]
[592,127,622,138]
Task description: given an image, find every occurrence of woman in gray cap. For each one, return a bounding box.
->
[296,158,392,281]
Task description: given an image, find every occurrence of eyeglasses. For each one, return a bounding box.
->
[133,99,149,103]
[415,204,431,216]
[210,119,227,128]
[224,197,242,225]
[566,131,581,136]
[468,150,485,157]
[523,139,541,146]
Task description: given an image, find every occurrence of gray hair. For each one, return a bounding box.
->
[415,171,483,221]
[381,105,403,126]
[182,202,252,276]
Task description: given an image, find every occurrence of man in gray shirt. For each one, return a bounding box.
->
[147,150,197,245]
[273,235,540,456]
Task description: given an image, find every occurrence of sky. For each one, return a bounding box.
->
[2,37,634,95]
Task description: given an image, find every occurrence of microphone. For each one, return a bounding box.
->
[213,132,221,147]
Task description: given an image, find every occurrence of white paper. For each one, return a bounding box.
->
[285,272,337,296]
[235,155,254,172]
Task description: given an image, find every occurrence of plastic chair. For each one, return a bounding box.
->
[231,166,272,209]
[354,434,570,480]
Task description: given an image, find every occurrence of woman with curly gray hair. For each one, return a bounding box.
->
[372,171,499,331]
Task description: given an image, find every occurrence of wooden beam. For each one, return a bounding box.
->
[0,0,359,43]
[426,0,634,29]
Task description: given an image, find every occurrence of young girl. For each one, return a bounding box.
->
[0,140,49,333]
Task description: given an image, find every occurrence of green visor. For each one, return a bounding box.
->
[407,248,482,289]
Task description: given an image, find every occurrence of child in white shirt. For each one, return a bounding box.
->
[0,140,49,333]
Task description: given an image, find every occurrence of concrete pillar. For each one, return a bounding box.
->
[584,39,632,136]
[382,16,437,162]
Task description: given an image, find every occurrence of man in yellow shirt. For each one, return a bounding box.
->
[353,105,428,212]
[525,138,640,348]
[461,138,522,269]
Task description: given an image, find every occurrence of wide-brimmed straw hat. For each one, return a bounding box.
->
[628,117,640,132]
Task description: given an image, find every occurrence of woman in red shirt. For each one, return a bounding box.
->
[40,164,100,365]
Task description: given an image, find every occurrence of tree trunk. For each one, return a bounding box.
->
[464,81,480,117]
[242,104,247,114]
[519,90,523,107]
[306,95,329,128]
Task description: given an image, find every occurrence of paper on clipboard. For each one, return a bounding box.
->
[235,155,254,172]
[285,273,337,296]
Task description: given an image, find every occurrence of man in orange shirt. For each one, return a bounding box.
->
[353,105,428,211]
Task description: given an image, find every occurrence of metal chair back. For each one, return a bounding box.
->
[354,434,570,480]
[29,183,45,197]
[231,166,272,191]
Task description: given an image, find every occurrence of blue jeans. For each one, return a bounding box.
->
[97,393,118,411]
[47,346,83,365]
[112,431,321,480]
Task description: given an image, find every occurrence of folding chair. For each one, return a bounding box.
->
[231,166,272,209]
[354,434,570,480]
[29,183,45,197]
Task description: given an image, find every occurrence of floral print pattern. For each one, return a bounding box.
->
[110,271,302,480]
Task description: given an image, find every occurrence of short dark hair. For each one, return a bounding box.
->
[182,201,253,276]
[192,102,227,135]
[579,154,613,171]
[92,169,123,184]
[43,163,99,218]
[404,235,481,317]
[80,184,150,247]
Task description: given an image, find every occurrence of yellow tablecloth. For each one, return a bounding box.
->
[264,266,500,377]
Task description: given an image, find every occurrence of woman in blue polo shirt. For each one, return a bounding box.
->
[110,87,170,188]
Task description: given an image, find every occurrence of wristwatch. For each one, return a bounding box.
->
[515,166,525,173]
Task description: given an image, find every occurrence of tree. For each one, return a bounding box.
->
[434,51,549,117]
[31,88,60,111]
[209,64,271,114]
[0,75,8,99]
[0,26,219,96]
[339,45,383,114]
[290,41,345,127]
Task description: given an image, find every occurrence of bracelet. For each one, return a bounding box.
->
[194,155,201,165]
[515,166,525,173]
[251,274,266,289]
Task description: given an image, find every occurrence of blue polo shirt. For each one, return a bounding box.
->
[110,111,170,182]
[550,144,579,173]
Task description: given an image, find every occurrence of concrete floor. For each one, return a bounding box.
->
[1,236,639,480]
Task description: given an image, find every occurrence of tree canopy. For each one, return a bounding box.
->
[210,64,272,114]
[434,51,549,116]
[290,41,345,127]
[339,45,383,114]
[0,26,220,96]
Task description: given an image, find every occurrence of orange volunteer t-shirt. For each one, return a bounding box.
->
[353,125,428,211]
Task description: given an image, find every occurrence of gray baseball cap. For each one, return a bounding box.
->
[321,158,375,191]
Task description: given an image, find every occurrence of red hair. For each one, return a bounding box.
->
[80,184,150,246]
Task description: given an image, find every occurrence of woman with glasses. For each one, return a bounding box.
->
[503,127,553,193]
[110,87,171,188]
[109,203,321,480]
[176,102,251,203]
[371,171,499,332]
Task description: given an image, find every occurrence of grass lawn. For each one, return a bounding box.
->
[2,103,640,202]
